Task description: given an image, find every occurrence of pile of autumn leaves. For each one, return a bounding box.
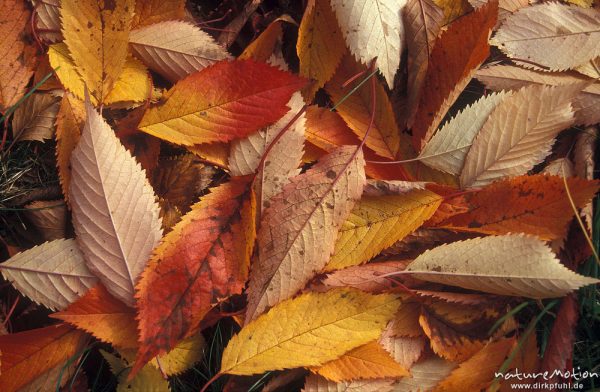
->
[1,0,600,390]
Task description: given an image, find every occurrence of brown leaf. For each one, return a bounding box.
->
[245,146,366,321]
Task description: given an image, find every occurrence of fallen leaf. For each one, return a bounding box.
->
[55,93,85,204]
[134,177,255,374]
[297,0,346,99]
[433,0,472,22]
[139,60,306,146]
[410,0,497,150]
[101,350,170,392]
[150,334,206,376]
[129,21,231,82]
[0,324,87,392]
[49,43,151,106]
[60,0,135,103]
[0,0,37,111]
[323,260,413,293]
[221,288,400,375]
[326,56,401,159]
[240,16,295,62]
[330,0,405,87]
[379,334,426,369]
[131,0,187,28]
[114,106,161,175]
[229,92,306,214]
[536,293,579,384]
[51,284,138,349]
[403,0,445,125]
[418,91,508,175]
[475,64,600,126]
[325,190,442,271]
[434,338,514,391]
[392,356,456,391]
[24,200,67,241]
[419,307,486,361]
[31,0,62,43]
[491,3,600,71]
[245,146,365,321]
[406,234,599,298]
[0,239,97,310]
[11,93,61,142]
[460,84,578,188]
[435,174,600,240]
[303,374,395,392]
[70,99,163,306]
[312,341,409,382]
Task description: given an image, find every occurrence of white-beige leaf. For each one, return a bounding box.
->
[69,99,163,306]
[405,234,599,298]
[491,2,600,71]
[418,91,508,175]
[244,146,366,322]
[475,64,600,126]
[129,21,231,82]
[459,84,578,188]
[330,0,406,88]
[0,239,97,310]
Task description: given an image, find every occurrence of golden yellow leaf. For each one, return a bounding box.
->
[101,350,170,392]
[221,288,400,375]
[297,0,346,100]
[312,341,408,382]
[151,334,206,376]
[49,43,151,106]
[433,0,471,22]
[325,190,442,271]
[60,0,135,103]
[131,0,187,28]
[188,142,230,169]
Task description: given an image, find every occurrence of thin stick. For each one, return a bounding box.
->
[199,372,223,392]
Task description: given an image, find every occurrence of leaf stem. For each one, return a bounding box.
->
[199,372,223,392]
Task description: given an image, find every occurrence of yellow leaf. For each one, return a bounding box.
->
[60,0,134,103]
[151,334,206,376]
[56,93,85,205]
[49,43,151,106]
[221,288,400,375]
[312,341,409,382]
[297,0,346,100]
[303,374,395,391]
[432,0,471,23]
[325,190,442,271]
[100,350,170,392]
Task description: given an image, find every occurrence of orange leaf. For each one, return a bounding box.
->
[139,60,307,146]
[134,176,256,374]
[312,341,409,382]
[51,284,138,350]
[322,260,413,293]
[435,175,600,240]
[410,0,498,151]
[297,0,346,100]
[239,16,295,62]
[0,0,37,111]
[0,324,87,392]
[435,338,514,391]
[55,93,85,204]
[325,55,401,160]
[131,0,187,28]
[419,307,486,362]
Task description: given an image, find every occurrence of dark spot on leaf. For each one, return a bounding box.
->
[326,170,336,179]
